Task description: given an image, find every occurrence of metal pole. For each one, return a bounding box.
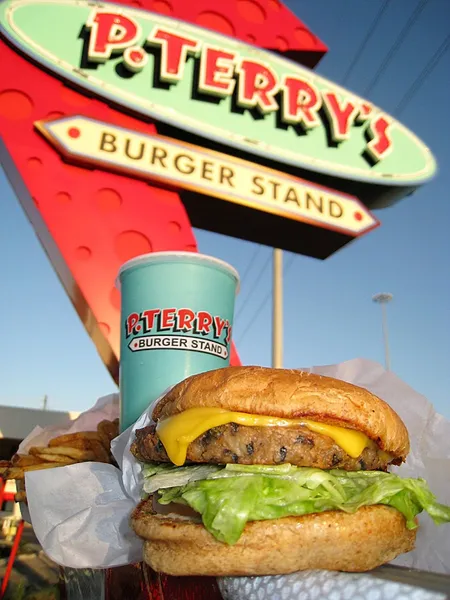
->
[380,301,391,372]
[372,293,393,371]
[272,248,283,368]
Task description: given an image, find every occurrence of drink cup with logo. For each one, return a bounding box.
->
[117,251,240,430]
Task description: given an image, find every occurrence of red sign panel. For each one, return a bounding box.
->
[0,0,327,382]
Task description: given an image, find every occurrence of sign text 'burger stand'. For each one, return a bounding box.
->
[0,0,437,598]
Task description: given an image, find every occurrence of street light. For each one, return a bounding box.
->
[372,293,393,371]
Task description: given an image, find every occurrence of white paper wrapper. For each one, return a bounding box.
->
[20,393,143,567]
[20,359,450,590]
[217,571,448,600]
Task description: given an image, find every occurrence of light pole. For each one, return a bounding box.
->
[372,293,393,371]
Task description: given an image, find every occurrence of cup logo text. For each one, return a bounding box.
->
[125,308,231,359]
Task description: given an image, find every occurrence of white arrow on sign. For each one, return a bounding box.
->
[35,115,379,237]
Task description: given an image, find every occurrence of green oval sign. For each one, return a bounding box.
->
[0,0,437,198]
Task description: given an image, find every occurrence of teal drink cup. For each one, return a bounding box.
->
[117,252,240,431]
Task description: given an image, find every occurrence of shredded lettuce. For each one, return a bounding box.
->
[142,463,221,494]
[142,462,450,545]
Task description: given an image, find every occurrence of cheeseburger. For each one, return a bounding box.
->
[130,366,450,576]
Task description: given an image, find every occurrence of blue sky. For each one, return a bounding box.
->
[1,0,449,417]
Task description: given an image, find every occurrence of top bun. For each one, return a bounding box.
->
[153,366,410,460]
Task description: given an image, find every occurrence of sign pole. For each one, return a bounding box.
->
[272,248,283,368]
[372,293,393,371]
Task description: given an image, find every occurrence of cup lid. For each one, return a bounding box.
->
[116,251,240,293]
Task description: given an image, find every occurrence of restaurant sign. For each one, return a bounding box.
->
[36,116,378,237]
[0,0,437,207]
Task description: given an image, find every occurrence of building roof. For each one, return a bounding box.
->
[0,405,80,440]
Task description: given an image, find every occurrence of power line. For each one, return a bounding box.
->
[341,0,391,85]
[394,34,450,116]
[234,0,396,338]
[235,1,443,346]
[236,288,271,343]
[234,250,271,322]
[236,254,295,343]
[364,0,430,96]
[238,244,262,289]
[285,253,295,272]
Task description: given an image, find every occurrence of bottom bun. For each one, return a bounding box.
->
[131,500,416,576]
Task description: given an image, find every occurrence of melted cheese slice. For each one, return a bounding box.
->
[156,407,371,466]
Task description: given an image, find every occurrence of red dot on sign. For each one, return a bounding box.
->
[68,127,80,138]
[136,324,142,332]
[0,89,33,120]
[196,11,235,36]
[114,230,152,262]
[354,212,363,221]
[130,50,143,63]
[152,0,172,15]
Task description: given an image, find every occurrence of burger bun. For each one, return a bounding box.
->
[132,499,416,576]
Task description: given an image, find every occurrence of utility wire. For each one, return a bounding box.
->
[394,34,450,115]
[285,253,296,272]
[236,1,393,341]
[236,254,295,344]
[341,0,391,85]
[236,288,271,344]
[238,244,262,288]
[236,1,442,343]
[234,250,271,322]
[364,0,430,96]
[235,4,394,339]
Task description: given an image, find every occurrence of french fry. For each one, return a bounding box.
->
[112,419,119,438]
[98,435,110,451]
[23,461,76,472]
[54,438,94,451]
[98,420,118,443]
[12,454,46,467]
[97,430,111,452]
[33,453,76,464]
[28,447,46,457]
[29,446,96,461]
[1,462,75,479]
[4,420,120,487]
[23,458,77,473]
[48,432,101,447]
[88,439,111,464]
[0,466,24,480]
[15,491,27,503]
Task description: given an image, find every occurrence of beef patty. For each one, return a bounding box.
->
[131,423,396,471]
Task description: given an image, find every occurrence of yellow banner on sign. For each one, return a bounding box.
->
[35,116,379,236]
